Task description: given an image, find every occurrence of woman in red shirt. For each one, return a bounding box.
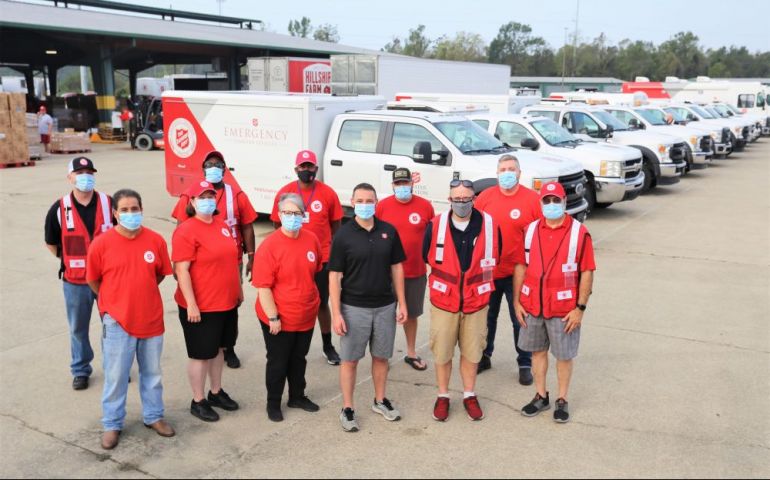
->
[253,193,322,422]
[172,181,243,423]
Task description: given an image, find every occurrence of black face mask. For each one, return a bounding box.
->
[297,170,316,183]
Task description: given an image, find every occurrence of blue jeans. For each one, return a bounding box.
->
[62,281,96,377]
[484,276,532,368]
[101,313,165,431]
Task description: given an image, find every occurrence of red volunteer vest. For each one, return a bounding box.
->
[427,211,499,314]
[59,192,113,284]
[520,216,588,319]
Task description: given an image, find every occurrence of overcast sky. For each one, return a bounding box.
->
[130,0,769,52]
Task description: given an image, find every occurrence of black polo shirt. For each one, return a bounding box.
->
[328,217,406,308]
[422,209,503,272]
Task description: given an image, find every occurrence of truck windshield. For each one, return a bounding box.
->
[725,104,742,115]
[690,105,714,119]
[434,120,507,154]
[592,110,629,131]
[635,108,668,126]
[704,106,726,118]
[530,119,578,145]
[664,108,688,122]
[713,105,732,117]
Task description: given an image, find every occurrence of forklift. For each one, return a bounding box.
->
[130,97,165,151]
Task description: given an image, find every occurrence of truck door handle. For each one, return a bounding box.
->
[383,164,397,171]
[330,160,343,166]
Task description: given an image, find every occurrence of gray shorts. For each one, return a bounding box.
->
[517,314,581,360]
[403,275,427,318]
[339,303,397,362]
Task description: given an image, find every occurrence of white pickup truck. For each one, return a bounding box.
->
[701,104,759,144]
[521,103,687,191]
[467,113,644,212]
[162,91,589,219]
[662,103,748,154]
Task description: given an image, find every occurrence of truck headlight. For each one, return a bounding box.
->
[599,160,622,177]
[532,177,558,191]
[689,136,698,147]
[657,144,669,160]
[710,132,718,140]
[733,126,742,133]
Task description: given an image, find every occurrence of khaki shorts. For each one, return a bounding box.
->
[429,306,488,365]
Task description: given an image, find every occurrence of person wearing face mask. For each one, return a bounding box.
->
[44,157,114,391]
[270,150,344,366]
[171,151,258,369]
[514,182,595,424]
[474,155,541,384]
[375,168,435,371]
[421,180,502,422]
[253,193,323,422]
[172,181,244,423]
[86,189,175,450]
[329,183,408,432]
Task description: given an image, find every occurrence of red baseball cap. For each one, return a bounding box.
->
[201,150,225,167]
[539,181,566,200]
[295,150,317,166]
[188,180,216,198]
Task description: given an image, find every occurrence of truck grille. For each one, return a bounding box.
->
[669,142,687,161]
[699,136,713,152]
[558,171,587,212]
[721,127,730,143]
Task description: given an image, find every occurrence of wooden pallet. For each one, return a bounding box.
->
[50,149,92,154]
[0,161,36,169]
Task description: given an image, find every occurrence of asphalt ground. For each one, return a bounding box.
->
[0,140,768,478]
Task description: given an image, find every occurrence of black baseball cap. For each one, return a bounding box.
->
[68,156,97,173]
[392,167,412,183]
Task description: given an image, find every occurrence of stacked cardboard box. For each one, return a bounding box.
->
[25,113,43,159]
[50,131,91,153]
[0,93,29,164]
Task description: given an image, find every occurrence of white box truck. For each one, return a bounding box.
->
[331,54,511,101]
[391,92,542,114]
[246,57,332,93]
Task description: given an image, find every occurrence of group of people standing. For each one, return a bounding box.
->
[44,149,595,449]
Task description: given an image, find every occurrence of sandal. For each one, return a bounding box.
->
[404,356,428,371]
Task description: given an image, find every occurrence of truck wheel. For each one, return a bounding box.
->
[584,179,596,215]
[642,157,656,193]
[135,134,153,151]
[595,202,613,209]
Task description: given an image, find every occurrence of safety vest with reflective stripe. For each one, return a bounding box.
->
[58,192,112,284]
[520,216,587,319]
[427,211,499,314]
[181,183,239,240]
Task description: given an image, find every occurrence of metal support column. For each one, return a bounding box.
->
[90,45,116,128]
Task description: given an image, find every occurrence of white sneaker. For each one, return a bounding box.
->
[372,398,401,421]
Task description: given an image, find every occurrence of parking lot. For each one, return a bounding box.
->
[0,141,768,478]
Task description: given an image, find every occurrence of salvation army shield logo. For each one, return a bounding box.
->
[168,118,197,159]
[307,251,316,262]
[409,213,421,225]
[311,200,323,213]
[143,251,155,263]
[510,208,521,220]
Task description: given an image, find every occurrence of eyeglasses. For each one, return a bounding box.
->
[280,210,304,217]
[449,179,474,188]
[541,197,563,205]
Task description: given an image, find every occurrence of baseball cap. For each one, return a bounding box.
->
[188,180,217,198]
[392,167,412,183]
[295,150,318,166]
[68,156,97,173]
[201,151,225,167]
[539,181,566,200]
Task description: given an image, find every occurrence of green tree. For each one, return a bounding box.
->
[313,23,339,43]
[382,37,403,54]
[432,32,487,62]
[656,31,706,79]
[488,22,547,75]
[288,17,312,38]
[402,25,432,58]
[615,40,658,80]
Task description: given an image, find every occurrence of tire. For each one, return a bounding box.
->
[642,157,656,192]
[134,133,153,151]
[595,202,613,209]
[584,178,596,215]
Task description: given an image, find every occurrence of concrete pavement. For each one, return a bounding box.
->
[0,141,768,478]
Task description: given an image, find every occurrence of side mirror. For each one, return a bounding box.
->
[687,114,698,121]
[520,138,540,150]
[628,118,639,129]
[413,141,448,165]
[602,125,614,138]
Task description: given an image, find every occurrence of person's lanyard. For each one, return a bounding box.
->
[297,181,317,208]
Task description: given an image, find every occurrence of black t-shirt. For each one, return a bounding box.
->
[422,209,503,272]
[328,217,406,308]
[44,193,104,277]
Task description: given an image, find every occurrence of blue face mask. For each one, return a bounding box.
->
[118,212,143,231]
[354,203,376,220]
[280,213,303,232]
[394,185,412,201]
[542,202,565,220]
[204,167,224,184]
[195,198,217,215]
[75,173,95,192]
[498,171,519,190]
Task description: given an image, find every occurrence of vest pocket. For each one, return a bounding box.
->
[430,279,452,296]
[64,235,87,256]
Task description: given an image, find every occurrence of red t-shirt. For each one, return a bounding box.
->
[252,229,322,332]
[269,180,343,263]
[475,185,541,279]
[172,217,241,312]
[375,194,434,278]
[537,216,596,272]
[170,183,258,258]
[86,227,172,338]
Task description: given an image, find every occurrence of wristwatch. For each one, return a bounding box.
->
[577,304,587,312]
[269,316,280,322]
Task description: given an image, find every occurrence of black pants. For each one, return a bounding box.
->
[260,322,314,407]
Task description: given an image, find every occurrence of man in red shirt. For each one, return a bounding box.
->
[514,182,596,424]
[375,168,434,371]
[86,189,174,450]
[474,155,540,385]
[270,150,344,366]
[170,151,258,369]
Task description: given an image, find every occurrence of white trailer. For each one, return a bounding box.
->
[246,57,332,93]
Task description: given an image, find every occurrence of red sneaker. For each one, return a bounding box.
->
[463,396,484,421]
[432,397,450,422]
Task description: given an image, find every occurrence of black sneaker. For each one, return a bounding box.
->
[521,392,550,417]
[554,398,570,423]
[72,376,89,391]
[477,354,492,374]
[518,368,533,386]
[224,348,241,369]
[190,399,220,422]
[322,345,341,366]
[208,389,239,411]
[287,396,320,413]
[267,404,284,422]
